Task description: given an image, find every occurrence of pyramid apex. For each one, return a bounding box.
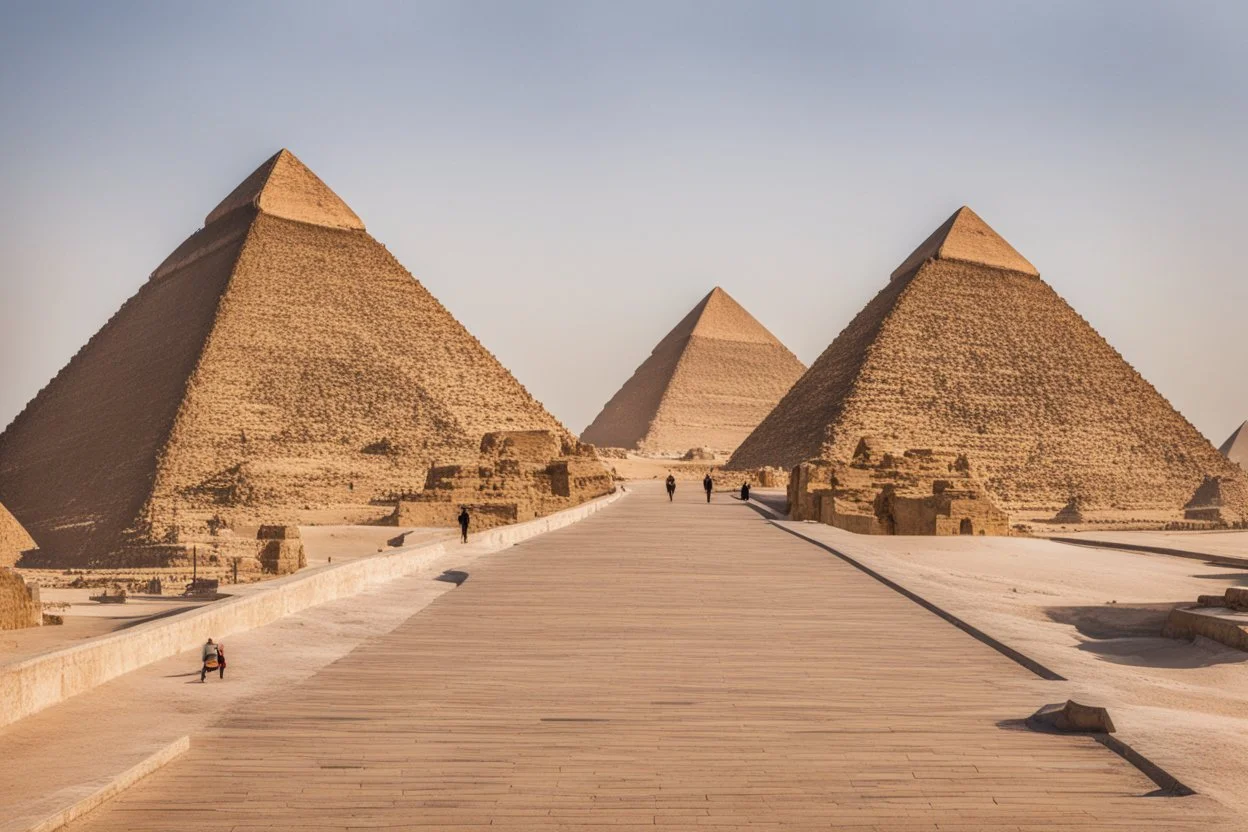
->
[891,205,1038,281]
[205,149,364,231]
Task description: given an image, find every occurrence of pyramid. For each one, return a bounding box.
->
[0,150,591,567]
[729,206,1248,517]
[580,287,806,454]
[1220,421,1248,469]
[0,501,35,567]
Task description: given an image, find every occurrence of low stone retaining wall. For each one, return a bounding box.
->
[1162,607,1248,651]
[0,490,624,729]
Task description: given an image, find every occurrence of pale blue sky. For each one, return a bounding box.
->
[1,1,1245,442]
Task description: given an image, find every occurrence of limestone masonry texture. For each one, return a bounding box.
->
[581,287,806,453]
[0,500,35,568]
[730,207,1248,517]
[0,150,593,566]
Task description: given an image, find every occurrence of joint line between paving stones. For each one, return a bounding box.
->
[767,521,1067,681]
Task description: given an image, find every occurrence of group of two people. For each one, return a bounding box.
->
[664,473,750,502]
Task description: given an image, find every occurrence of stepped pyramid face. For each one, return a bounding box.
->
[729,206,1248,516]
[580,287,806,454]
[1221,421,1248,469]
[0,150,577,566]
[0,501,36,567]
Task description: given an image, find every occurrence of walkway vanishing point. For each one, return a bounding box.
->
[66,483,1230,831]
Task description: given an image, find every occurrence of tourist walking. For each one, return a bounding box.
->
[200,638,220,682]
[740,481,751,501]
[703,472,713,503]
[458,506,470,543]
[665,474,676,501]
[216,643,226,679]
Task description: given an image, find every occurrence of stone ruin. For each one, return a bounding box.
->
[1182,476,1245,525]
[582,287,806,455]
[393,430,614,532]
[257,525,306,575]
[787,438,1010,536]
[0,149,597,568]
[0,500,41,630]
[729,206,1248,523]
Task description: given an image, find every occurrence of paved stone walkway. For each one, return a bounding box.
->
[67,485,1230,830]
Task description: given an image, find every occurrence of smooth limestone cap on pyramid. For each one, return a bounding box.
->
[1221,421,1248,469]
[581,287,806,454]
[728,206,1248,515]
[0,149,575,567]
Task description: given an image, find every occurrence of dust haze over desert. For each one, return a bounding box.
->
[3,3,1248,831]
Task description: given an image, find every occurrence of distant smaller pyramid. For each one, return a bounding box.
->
[581,287,806,454]
[0,502,36,567]
[1220,421,1248,469]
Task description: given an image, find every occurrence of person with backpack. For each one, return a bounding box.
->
[201,638,220,682]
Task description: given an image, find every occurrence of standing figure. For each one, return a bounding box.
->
[665,474,676,502]
[216,642,226,679]
[458,506,470,543]
[740,481,751,501]
[703,472,713,503]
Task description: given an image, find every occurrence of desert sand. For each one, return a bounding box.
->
[779,520,1248,814]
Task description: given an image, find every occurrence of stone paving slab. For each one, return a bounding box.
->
[62,483,1232,830]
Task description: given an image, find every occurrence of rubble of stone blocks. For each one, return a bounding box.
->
[257,525,306,575]
[787,437,1009,536]
[1162,589,1248,652]
[0,568,42,630]
[392,430,614,532]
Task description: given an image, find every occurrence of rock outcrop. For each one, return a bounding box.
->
[0,150,603,566]
[581,287,806,454]
[730,206,1248,519]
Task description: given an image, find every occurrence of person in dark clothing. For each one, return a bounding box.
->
[740,481,751,501]
[216,643,226,679]
[703,472,713,503]
[458,507,470,543]
[665,474,676,501]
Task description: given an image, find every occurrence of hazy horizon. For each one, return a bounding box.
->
[2,1,1245,445]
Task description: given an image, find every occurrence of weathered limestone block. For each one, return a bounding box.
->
[257,525,305,575]
[480,430,562,463]
[1162,606,1248,652]
[0,568,41,630]
[1027,700,1116,734]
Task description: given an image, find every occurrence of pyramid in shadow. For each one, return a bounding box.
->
[0,150,582,566]
[729,206,1248,517]
[1221,421,1248,469]
[581,287,806,454]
